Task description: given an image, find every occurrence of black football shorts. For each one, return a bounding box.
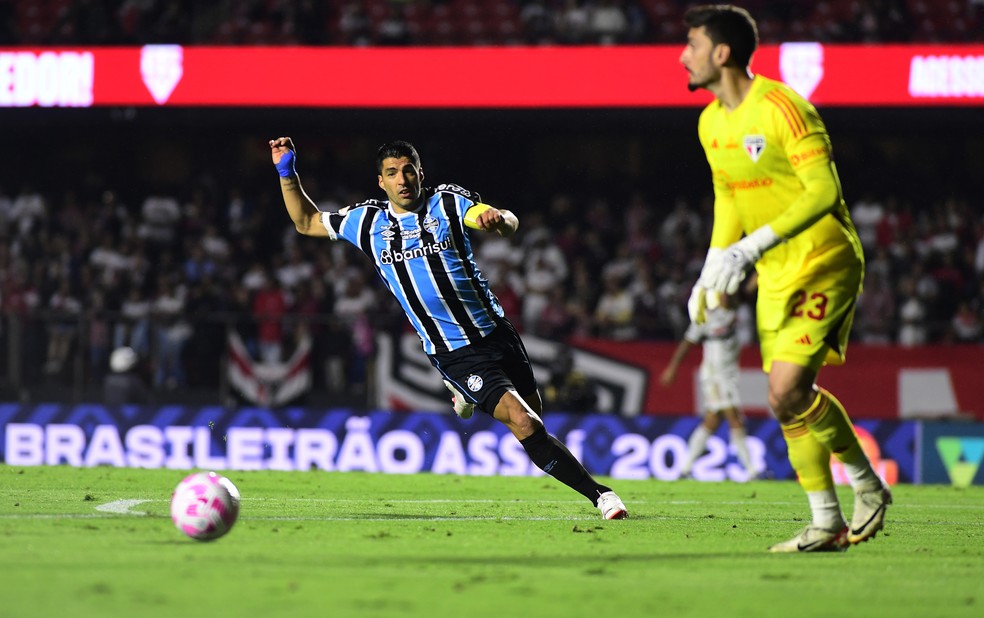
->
[427,317,538,415]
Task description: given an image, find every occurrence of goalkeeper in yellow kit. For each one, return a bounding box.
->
[680,4,891,552]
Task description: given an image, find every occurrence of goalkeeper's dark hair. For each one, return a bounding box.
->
[684,4,759,69]
[376,140,421,173]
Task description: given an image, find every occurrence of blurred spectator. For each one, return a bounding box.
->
[590,0,629,44]
[975,223,984,275]
[522,228,568,335]
[333,274,377,391]
[857,271,896,344]
[630,262,670,340]
[338,1,373,45]
[659,197,703,250]
[290,277,334,389]
[876,196,914,254]
[489,261,525,332]
[114,286,151,356]
[44,278,82,375]
[10,184,46,237]
[520,0,555,43]
[556,0,591,44]
[138,194,181,245]
[183,276,226,388]
[375,5,411,45]
[852,192,884,251]
[896,276,929,346]
[657,265,690,338]
[601,242,637,283]
[623,192,656,256]
[151,277,190,389]
[949,302,983,343]
[89,231,130,286]
[538,287,578,340]
[87,290,112,383]
[183,245,218,284]
[241,261,268,291]
[277,246,315,290]
[594,274,636,340]
[251,271,288,364]
[543,347,597,413]
[103,346,149,406]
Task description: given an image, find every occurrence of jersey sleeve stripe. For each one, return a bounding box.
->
[765,91,807,138]
[357,208,374,255]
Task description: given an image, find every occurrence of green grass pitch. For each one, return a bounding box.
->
[1,465,982,618]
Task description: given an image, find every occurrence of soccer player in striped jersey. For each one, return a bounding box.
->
[680,5,891,551]
[269,137,626,520]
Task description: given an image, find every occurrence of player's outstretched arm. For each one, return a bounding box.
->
[269,137,329,238]
[659,338,695,386]
[464,203,519,237]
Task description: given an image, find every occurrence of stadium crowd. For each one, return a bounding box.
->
[2,0,981,47]
[0,165,982,397]
[1,0,981,400]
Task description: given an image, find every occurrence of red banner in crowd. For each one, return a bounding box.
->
[1,44,982,108]
[573,340,984,420]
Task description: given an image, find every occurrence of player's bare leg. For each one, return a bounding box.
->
[722,407,756,479]
[680,412,721,479]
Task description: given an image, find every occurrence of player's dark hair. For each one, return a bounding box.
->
[376,140,421,173]
[684,4,759,69]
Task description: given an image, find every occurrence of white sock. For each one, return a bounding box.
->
[840,457,881,492]
[682,424,711,474]
[729,427,755,477]
[806,489,845,529]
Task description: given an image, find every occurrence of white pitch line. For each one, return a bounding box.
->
[4,496,979,523]
[95,499,152,515]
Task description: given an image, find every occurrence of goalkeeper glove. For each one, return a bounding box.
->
[706,225,782,294]
[688,249,724,324]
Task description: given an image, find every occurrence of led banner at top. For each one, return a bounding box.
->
[1,44,982,109]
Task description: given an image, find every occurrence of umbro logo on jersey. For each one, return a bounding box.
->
[795,334,813,345]
[379,222,397,241]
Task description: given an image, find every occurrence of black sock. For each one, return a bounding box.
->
[520,426,611,505]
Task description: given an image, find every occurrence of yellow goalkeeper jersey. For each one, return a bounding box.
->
[698,75,863,294]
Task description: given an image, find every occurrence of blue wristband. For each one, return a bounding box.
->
[276,149,297,178]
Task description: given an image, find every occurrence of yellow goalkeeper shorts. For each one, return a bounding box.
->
[756,267,862,373]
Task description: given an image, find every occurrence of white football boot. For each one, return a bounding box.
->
[443,380,475,419]
[849,481,893,544]
[768,524,850,553]
[597,491,628,520]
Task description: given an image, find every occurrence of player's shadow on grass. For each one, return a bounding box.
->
[376,552,795,567]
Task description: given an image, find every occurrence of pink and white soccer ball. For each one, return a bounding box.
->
[170,471,240,541]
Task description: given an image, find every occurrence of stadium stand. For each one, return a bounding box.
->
[2,0,981,46]
[0,0,980,405]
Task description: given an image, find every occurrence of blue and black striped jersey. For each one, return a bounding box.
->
[321,184,504,354]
